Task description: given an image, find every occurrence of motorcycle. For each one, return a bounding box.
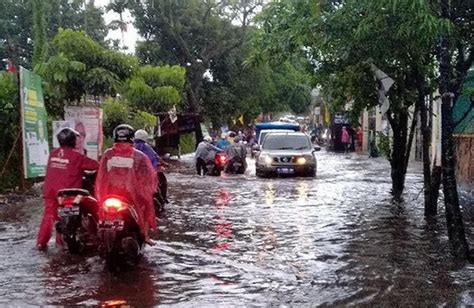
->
[206,152,227,176]
[97,195,144,272]
[225,156,246,174]
[55,171,98,254]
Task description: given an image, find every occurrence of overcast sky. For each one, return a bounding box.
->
[95,0,139,53]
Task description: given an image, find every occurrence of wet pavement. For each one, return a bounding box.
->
[0,151,473,306]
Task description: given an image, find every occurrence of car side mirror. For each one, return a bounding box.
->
[313,146,321,152]
[252,144,261,152]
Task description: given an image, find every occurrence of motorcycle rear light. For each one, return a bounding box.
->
[219,155,227,163]
[58,196,79,207]
[104,198,125,211]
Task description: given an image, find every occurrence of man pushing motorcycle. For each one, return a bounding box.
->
[37,128,99,251]
[95,124,157,245]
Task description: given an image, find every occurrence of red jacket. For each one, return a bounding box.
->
[43,147,99,199]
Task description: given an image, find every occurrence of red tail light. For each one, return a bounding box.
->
[217,154,227,163]
[104,197,125,211]
[58,196,79,207]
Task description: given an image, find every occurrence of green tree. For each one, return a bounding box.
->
[0,72,20,191]
[36,29,138,117]
[32,0,48,66]
[125,65,186,113]
[128,0,262,112]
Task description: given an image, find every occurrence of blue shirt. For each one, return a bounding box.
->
[216,139,230,150]
[134,140,160,170]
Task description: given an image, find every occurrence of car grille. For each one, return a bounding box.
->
[273,156,295,163]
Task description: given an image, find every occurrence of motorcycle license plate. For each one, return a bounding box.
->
[98,220,124,231]
[277,167,294,174]
[58,206,80,217]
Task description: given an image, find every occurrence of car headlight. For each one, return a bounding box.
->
[259,154,273,165]
[296,157,306,165]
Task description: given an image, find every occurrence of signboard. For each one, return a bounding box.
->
[64,107,103,160]
[20,67,49,178]
[52,121,72,148]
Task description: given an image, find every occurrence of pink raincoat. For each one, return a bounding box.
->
[95,143,157,234]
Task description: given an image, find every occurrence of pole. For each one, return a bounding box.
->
[17,70,26,192]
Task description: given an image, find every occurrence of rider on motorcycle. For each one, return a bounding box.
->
[195,136,222,175]
[95,124,157,245]
[216,132,230,150]
[37,128,99,251]
[133,129,169,204]
[225,132,247,172]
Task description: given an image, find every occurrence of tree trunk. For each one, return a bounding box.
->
[185,63,206,113]
[439,0,470,259]
[418,80,437,216]
[389,111,409,201]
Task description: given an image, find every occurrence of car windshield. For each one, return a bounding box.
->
[262,135,311,150]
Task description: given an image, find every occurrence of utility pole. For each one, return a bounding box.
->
[439,0,470,259]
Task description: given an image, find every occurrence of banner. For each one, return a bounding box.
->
[64,107,103,160]
[20,67,50,178]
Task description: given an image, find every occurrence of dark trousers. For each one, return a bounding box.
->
[196,157,208,175]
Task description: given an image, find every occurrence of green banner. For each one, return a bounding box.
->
[20,67,49,178]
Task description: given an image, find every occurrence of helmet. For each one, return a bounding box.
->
[134,129,149,142]
[227,131,236,138]
[203,135,212,142]
[113,124,134,143]
[57,127,79,148]
[234,136,241,143]
[220,132,227,139]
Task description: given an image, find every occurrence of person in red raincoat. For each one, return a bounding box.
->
[95,124,157,245]
[37,128,99,250]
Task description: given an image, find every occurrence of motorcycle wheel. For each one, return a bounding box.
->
[64,232,82,254]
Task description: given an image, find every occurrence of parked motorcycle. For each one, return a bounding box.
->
[55,171,98,254]
[97,195,144,272]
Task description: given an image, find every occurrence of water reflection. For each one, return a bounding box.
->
[211,188,233,253]
[264,183,275,205]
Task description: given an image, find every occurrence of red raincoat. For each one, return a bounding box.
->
[95,143,157,235]
[37,147,99,247]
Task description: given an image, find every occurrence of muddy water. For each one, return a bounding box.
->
[0,152,472,306]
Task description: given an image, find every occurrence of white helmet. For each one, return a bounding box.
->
[204,135,212,142]
[221,132,227,139]
[134,129,149,141]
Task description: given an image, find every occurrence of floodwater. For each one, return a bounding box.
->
[0,151,472,306]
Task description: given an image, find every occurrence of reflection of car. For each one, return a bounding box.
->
[255,132,320,177]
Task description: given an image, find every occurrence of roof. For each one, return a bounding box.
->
[255,121,300,130]
[454,68,474,135]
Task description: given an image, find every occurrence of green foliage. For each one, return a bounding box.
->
[377,132,392,161]
[0,72,20,191]
[37,29,139,117]
[32,0,48,67]
[179,133,196,155]
[102,98,128,137]
[103,98,157,138]
[130,111,157,133]
[1,0,109,70]
[125,65,186,113]
[128,0,263,111]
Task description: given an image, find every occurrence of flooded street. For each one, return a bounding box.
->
[0,151,472,306]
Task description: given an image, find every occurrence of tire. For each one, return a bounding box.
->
[64,233,81,254]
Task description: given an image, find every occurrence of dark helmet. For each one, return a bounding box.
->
[57,127,79,148]
[113,124,135,143]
